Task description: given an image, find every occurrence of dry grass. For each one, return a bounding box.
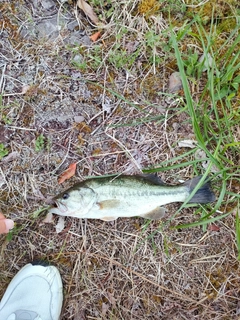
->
[0,0,240,319]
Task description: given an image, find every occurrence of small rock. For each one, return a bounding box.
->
[36,19,61,40]
[0,126,13,144]
[74,116,85,123]
[65,31,91,46]
[168,72,183,93]
[72,54,83,65]
[72,71,82,79]
[20,24,37,39]
[67,21,79,31]
[41,0,55,10]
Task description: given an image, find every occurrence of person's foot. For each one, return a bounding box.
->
[0,261,63,320]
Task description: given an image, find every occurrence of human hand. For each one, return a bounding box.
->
[0,212,14,234]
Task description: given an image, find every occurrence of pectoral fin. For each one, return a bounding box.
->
[140,207,166,220]
[97,199,121,209]
[97,200,120,221]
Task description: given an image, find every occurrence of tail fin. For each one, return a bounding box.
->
[184,176,216,203]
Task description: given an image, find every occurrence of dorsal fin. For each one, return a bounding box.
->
[140,173,166,186]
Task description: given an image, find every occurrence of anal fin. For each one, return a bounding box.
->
[101,216,118,221]
[140,207,166,220]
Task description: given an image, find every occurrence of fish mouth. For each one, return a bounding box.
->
[52,200,69,214]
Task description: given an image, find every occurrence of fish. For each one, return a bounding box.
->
[48,174,216,221]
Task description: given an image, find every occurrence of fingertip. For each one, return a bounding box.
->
[0,212,5,220]
[4,219,14,232]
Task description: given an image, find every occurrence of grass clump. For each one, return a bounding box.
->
[167,17,240,247]
[35,134,46,152]
[0,144,8,160]
[137,0,160,17]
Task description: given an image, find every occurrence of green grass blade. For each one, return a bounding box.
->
[173,212,231,229]
[235,203,240,260]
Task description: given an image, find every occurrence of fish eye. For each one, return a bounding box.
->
[62,193,70,200]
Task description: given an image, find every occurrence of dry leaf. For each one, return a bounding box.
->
[208,224,220,232]
[102,303,109,316]
[195,149,221,175]
[90,31,101,41]
[125,41,139,54]
[1,151,20,163]
[42,212,54,223]
[58,163,77,184]
[21,85,31,94]
[102,96,113,114]
[42,214,66,233]
[178,140,197,148]
[107,291,116,306]
[55,216,65,233]
[77,0,99,25]
[236,300,240,316]
[0,176,5,188]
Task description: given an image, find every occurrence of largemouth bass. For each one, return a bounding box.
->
[49,175,215,221]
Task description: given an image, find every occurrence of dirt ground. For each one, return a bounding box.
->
[0,1,240,319]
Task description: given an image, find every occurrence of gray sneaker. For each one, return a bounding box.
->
[0,261,63,320]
